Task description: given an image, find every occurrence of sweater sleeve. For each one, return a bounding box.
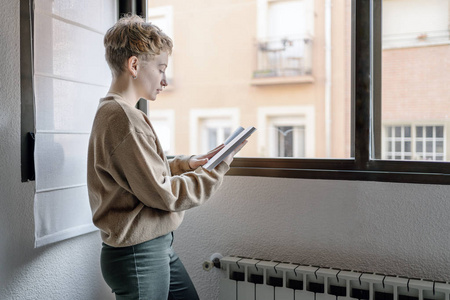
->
[107,130,229,212]
[168,155,195,176]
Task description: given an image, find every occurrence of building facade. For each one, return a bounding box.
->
[146,0,449,162]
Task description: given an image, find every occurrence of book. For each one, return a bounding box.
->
[203,126,257,171]
[223,126,245,145]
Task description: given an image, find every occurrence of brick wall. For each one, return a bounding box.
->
[382,44,450,121]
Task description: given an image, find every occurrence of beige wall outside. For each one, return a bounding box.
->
[147,0,449,160]
[148,0,351,159]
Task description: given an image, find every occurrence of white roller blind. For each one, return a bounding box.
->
[33,0,116,247]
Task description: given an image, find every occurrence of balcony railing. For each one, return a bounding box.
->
[253,36,313,79]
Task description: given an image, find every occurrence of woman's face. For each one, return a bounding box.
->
[137,51,168,101]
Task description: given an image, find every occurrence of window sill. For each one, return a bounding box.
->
[250,75,315,86]
[226,157,450,185]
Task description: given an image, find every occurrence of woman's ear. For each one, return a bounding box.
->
[127,56,139,78]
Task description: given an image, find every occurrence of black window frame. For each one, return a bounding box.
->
[21,0,450,185]
[20,0,35,182]
[227,0,450,185]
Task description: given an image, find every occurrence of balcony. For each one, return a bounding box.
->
[251,36,314,86]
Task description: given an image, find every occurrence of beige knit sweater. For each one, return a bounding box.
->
[87,94,229,247]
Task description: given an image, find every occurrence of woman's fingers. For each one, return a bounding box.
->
[193,141,248,169]
[208,144,225,154]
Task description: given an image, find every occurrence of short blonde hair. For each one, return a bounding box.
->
[104,14,173,76]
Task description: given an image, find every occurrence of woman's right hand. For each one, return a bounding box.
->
[223,140,248,166]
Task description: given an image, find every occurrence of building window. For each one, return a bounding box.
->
[190,108,239,154]
[258,106,314,158]
[384,125,446,161]
[415,125,445,161]
[254,0,314,80]
[201,119,233,153]
[271,121,306,158]
[275,125,305,157]
[148,110,176,155]
[384,125,412,160]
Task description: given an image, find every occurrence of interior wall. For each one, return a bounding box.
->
[2,1,450,300]
[0,1,112,299]
[174,176,450,299]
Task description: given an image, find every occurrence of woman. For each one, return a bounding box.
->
[87,15,246,299]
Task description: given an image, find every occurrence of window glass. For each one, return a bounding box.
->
[147,0,351,159]
[276,125,306,157]
[147,6,174,82]
[381,0,449,162]
[200,118,233,153]
[152,119,172,155]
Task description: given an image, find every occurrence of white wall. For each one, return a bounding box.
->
[1,1,450,300]
[0,1,112,299]
[176,177,450,299]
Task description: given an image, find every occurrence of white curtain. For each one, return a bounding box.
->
[33,0,116,247]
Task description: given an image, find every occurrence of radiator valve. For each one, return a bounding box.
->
[203,253,223,271]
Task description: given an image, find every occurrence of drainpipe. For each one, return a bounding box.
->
[325,0,332,157]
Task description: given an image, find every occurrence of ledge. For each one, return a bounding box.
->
[250,75,315,86]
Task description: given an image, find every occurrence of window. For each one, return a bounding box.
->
[149,110,176,155]
[380,0,450,166]
[253,0,315,83]
[201,119,232,154]
[274,125,305,157]
[254,0,313,79]
[384,125,413,160]
[257,106,315,158]
[189,108,239,154]
[384,125,446,161]
[415,125,445,161]
[147,0,351,160]
[143,0,450,185]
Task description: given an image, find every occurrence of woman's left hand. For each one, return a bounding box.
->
[188,144,225,169]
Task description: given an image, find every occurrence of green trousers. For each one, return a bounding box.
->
[100,233,199,300]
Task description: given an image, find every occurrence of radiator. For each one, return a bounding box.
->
[216,256,450,300]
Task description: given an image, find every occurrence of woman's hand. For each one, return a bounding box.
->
[188,144,225,169]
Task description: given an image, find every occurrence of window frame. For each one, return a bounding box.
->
[20,0,35,182]
[226,0,450,185]
[21,0,450,185]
